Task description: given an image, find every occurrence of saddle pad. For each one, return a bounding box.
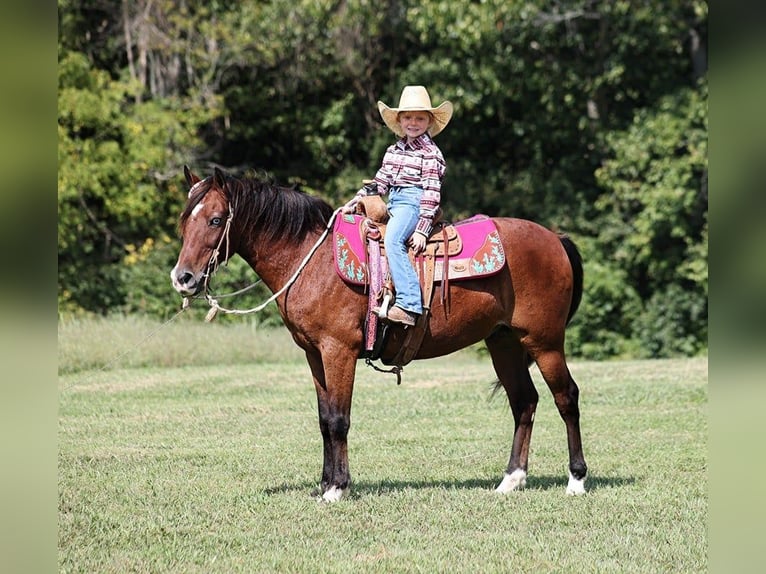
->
[334,214,369,284]
[333,213,505,285]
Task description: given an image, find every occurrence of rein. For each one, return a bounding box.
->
[192,207,343,321]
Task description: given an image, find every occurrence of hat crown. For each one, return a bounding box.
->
[396,85,433,111]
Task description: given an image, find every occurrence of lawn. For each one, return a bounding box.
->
[58,318,707,573]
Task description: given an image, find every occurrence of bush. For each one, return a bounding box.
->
[565,238,642,360]
[634,283,707,358]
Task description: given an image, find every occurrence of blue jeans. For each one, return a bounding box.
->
[384,186,423,314]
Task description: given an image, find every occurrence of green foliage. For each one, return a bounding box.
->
[565,237,643,360]
[635,283,708,358]
[58,0,708,358]
[119,234,185,319]
[594,84,707,356]
[595,85,708,296]
[58,50,220,313]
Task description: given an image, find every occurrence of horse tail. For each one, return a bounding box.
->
[559,234,583,325]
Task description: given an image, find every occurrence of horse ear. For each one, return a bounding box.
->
[213,167,227,189]
[184,165,201,187]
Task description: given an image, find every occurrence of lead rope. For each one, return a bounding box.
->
[196,208,343,321]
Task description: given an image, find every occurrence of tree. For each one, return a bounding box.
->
[594,84,707,356]
[57,0,708,358]
[58,50,219,313]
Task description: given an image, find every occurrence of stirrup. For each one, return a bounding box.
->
[376,294,392,319]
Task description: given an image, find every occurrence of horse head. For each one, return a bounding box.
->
[170,166,235,297]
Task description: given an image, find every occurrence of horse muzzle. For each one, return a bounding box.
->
[170,265,205,297]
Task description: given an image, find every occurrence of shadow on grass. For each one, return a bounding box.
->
[262,474,635,498]
[522,473,636,492]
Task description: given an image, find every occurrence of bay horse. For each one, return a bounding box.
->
[170,166,587,502]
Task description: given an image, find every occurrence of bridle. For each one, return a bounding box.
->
[183,199,342,321]
[200,200,236,296]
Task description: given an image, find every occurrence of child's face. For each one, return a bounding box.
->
[398,111,432,139]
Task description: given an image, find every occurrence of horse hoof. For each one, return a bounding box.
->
[321,486,348,503]
[565,472,586,496]
[495,469,527,493]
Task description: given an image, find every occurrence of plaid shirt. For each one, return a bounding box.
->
[371,133,446,236]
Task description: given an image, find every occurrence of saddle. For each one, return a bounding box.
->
[333,195,506,371]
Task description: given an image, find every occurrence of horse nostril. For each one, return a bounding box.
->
[179,272,194,286]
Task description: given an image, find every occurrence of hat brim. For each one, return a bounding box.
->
[378,100,453,138]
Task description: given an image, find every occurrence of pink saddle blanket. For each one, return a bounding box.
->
[333,213,506,285]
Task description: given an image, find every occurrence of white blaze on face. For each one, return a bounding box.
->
[191,202,205,219]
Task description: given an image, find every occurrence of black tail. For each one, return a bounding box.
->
[559,235,583,325]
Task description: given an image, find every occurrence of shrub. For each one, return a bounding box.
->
[565,238,642,360]
[634,283,707,358]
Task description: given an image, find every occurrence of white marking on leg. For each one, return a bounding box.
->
[321,486,348,503]
[495,469,527,494]
[565,471,586,496]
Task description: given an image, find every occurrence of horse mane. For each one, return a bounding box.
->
[180,172,335,244]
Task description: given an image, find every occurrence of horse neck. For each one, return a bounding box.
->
[238,231,325,294]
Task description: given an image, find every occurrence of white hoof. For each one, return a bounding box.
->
[495,469,527,494]
[565,472,586,496]
[321,486,348,503]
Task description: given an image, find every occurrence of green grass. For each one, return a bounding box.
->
[59,318,707,573]
[58,314,305,374]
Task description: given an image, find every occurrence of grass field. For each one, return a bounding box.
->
[58,317,707,573]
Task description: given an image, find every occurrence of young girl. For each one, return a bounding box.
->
[343,85,453,326]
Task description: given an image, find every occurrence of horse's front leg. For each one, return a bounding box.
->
[305,348,356,502]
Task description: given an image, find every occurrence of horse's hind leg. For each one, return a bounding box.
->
[486,328,539,493]
[534,348,587,495]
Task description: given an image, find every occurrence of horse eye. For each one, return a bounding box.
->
[210,217,222,227]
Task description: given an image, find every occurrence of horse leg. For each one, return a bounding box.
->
[305,348,355,502]
[485,328,539,494]
[533,349,587,495]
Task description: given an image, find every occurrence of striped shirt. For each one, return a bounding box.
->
[371,133,446,236]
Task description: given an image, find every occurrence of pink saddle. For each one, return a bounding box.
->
[333,213,506,285]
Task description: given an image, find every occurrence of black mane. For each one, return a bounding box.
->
[181,172,335,243]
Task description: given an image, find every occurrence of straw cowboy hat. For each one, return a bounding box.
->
[378,85,453,137]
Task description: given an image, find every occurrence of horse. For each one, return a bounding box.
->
[170,166,587,502]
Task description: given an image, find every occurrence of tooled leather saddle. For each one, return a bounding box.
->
[333,210,506,285]
[332,196,506,370]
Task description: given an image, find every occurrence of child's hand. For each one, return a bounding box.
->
[341,199,358,214]
[341,193,364,214]
[409,232,427,253]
